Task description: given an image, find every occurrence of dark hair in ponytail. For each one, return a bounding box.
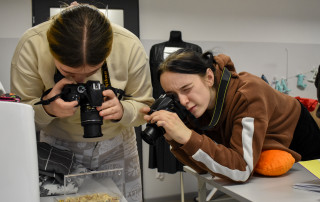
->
[158,48,216,81]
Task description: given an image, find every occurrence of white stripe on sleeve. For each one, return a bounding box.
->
[192,117,254,181]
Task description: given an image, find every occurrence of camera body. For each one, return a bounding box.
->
[141,94,189,145]
[60,80,105,138]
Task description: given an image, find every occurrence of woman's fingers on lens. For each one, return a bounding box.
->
[99,105,122,120]
[156,120,164,127]
[150,112,166,125]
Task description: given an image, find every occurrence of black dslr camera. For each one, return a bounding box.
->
[60,80,105,138]
[141,94,191,145]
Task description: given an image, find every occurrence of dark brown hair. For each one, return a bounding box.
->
[47,4,113,67]
[158,49,217,84]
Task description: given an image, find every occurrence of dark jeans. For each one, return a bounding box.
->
[289,101,320,160]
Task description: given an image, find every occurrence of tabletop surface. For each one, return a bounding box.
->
[184,163,320,202]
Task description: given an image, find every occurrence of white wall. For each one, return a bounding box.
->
[139,0,320,200]
[0,0,32,92]
[140,0,320,44]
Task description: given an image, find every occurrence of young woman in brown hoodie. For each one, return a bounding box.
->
[141,48,320,182]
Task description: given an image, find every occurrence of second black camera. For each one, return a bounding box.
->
[141,94,190,145]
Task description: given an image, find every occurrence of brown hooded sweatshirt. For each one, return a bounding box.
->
[167,54,301,182]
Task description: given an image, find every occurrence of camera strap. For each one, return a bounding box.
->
[201,67,231,130]
[101,62,129,100]
[101,62,111,88]
[34,88,60,105]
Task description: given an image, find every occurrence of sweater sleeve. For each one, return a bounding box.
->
[10,29,56,131]
[116,39,154,127]
[167,136,208,174]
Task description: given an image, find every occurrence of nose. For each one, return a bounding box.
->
[178,94,189,107]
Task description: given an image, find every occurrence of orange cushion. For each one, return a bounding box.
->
[254,150,295,176]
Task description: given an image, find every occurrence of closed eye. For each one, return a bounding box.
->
[181,87,192,93]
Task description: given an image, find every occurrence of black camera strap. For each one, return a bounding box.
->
[35,88,60,105]
[101,62,111,88]
[200,67,231,130]
[101,62,128,100]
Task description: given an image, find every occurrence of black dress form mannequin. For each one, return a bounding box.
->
[167,30,183,46]
[148,31,202,173]
[149,31,202,101]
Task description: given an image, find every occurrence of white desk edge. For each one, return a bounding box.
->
[184,163,320,202]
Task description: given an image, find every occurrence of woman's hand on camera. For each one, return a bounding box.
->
[43,78,78,117]
[144,110,192,144]
[96,89,123,121]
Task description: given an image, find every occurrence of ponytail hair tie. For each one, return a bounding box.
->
[202,51,216,72]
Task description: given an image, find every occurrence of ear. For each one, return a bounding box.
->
[206,68,214,87]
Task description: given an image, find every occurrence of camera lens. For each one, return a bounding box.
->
[83,124,103,138]
[141,123,165,145]
[80,104,103,138]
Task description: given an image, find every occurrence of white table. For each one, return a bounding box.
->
[184,163,320,202]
